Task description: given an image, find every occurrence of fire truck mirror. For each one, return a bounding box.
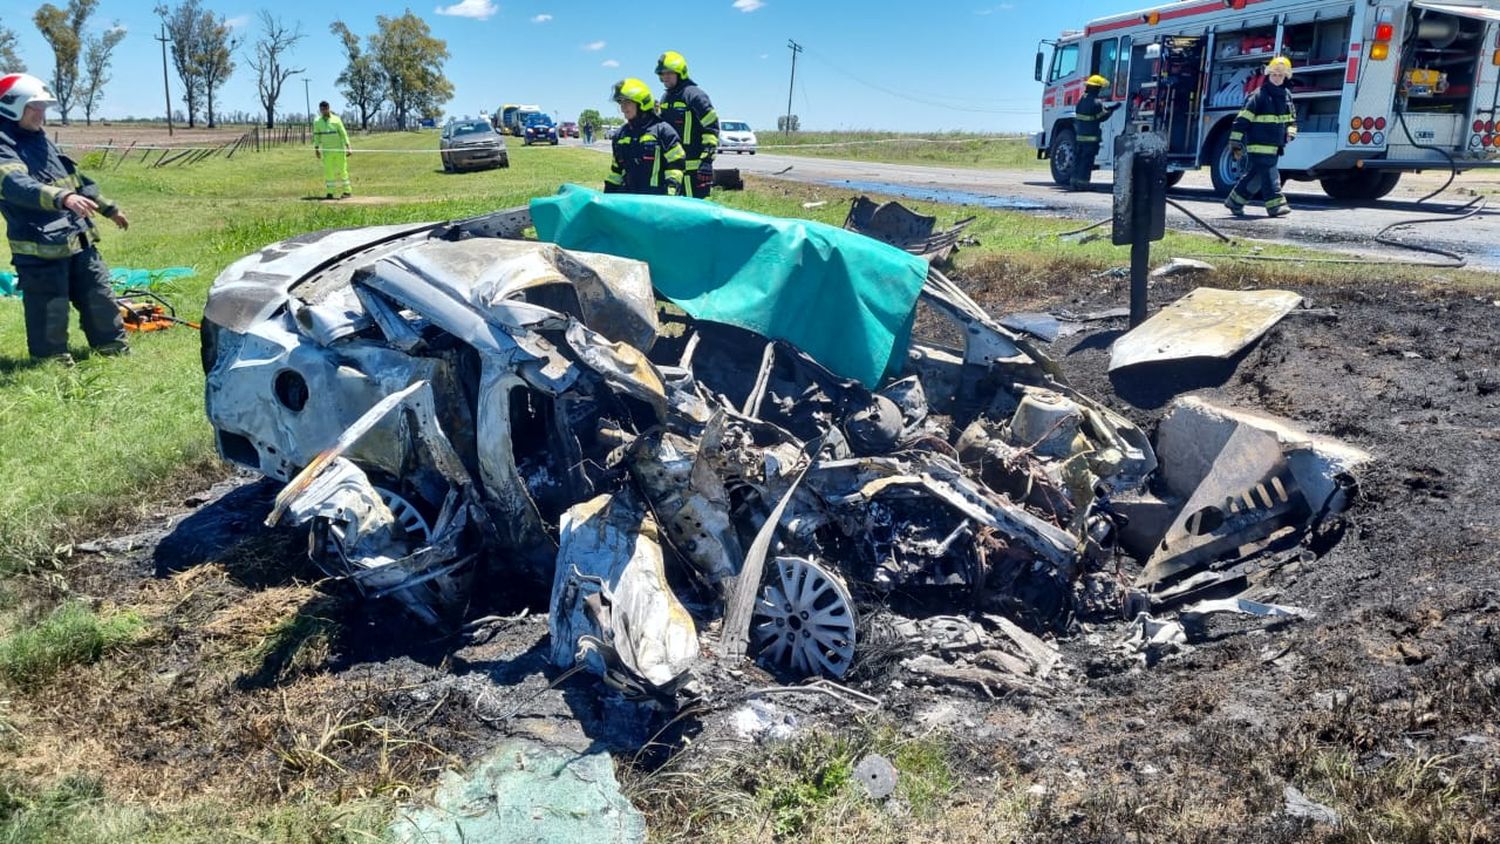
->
[1112,131,1168,247]
[1035,51,1045,82]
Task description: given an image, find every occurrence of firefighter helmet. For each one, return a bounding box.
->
[1267,56,1294,74]
[656,51,689,77]
[0,73,59,122]
[612,78,656,112]
[1086,74,1110,89]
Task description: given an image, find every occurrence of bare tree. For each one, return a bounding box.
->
[247,11,300,129]
[0,26,24,71]
[32,0,99,124]
[78,23,125,125]
[330,19,384,131]
[195,10,237,128]
[156,1,203,127]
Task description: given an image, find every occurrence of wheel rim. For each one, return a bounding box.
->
[752,557,857,679]
[1218,143,1247,186]
[321,487,432,563]
[1053,140,1076,177]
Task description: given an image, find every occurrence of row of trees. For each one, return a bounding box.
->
[5,7,454,132]
[331,13,452,131]
[15,1,127,126]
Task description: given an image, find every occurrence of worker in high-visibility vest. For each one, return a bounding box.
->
[1225,57,1297,217]
[313,101,351,199]
[1071,75,1120,191]
[655,51,719,199]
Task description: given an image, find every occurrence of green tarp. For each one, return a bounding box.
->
[531,184,929,388]
[0,266,194,298]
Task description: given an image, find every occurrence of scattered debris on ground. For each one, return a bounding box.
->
[200,185,1365,722]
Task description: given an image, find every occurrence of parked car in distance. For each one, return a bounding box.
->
[523,113,559,146]
[719,120,757,154]
[559,122,579,139]
[440,120,509,172]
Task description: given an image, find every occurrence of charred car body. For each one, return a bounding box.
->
[203,185,1364,700]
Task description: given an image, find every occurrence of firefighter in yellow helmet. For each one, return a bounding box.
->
[605,78,688,196]
[656,51,720,199]
[313,101,351,199]
[1070,74,1121,190]
[1225,57,1297,217]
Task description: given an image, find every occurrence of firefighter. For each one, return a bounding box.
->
[1225,57,1298,217]
[656,51,719,199]
[1071,74,1120,191]
[604,78,687,196]
[0,73,129,364]
[313,101,352,199]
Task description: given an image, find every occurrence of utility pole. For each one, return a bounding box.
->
[303,77,312,130]
[784,39,802,136]
[155,22,173,136]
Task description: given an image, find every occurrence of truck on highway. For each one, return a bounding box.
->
[1033,0,1500,200]
[496,104,542,136]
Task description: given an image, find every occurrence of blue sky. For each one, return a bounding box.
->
[4,0,1135,132]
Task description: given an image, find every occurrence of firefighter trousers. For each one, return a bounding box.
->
[687,157,713,199]
[321,149,351,196]
[1227,154,1288,213]
[14,248,125,359]
[1071,142,1099,189]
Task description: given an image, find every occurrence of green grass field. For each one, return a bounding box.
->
[754,130,1046,169]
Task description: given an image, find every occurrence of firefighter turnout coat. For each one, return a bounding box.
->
[605,114,687,195]
[1228,81,1297,158]
[0,116,115,260]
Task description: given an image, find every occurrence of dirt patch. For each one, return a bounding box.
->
[47,123,256,150]
[4,264,1500,839]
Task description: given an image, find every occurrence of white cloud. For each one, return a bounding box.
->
[759,53,769,59]
[583,40,606,51]
[531,13,552,22]
[733,0,765,11]
[974,3,1014,13]
[435,0,498,19]
[224,14,251,30]
[601,59,620,68]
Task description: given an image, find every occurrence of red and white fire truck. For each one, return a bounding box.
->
[1032,0,1500,199]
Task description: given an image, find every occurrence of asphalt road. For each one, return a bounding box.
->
[710,149,1500,271]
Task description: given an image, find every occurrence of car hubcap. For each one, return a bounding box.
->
[751,557,857,679]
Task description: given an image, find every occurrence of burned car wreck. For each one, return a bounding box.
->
[203,184,1366,701]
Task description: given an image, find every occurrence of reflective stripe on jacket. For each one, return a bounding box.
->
[659,79,719,167]
[1229,83,1296,156]
[313,114,350,151]
[606,114,687,195]
[0,117,112,260]
[1072,90,1117,145]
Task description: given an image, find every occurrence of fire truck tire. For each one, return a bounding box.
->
[1208,133,1245,197]
[1048,127,1077,187]
[1319,171,1401,202]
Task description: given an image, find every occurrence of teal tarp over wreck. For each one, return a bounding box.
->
[530,184,929,388]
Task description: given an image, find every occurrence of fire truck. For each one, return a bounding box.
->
[1032,0,1500,200]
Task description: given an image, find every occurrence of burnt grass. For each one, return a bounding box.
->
[4,260,1500,841]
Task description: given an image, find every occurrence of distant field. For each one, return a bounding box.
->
[752,130,1045,170]
[44,122,260,150]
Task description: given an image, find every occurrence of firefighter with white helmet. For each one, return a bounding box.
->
[1225,56,1298,217]
[656,51,720,199]
[604,78,688,196]
[1071,74,1121,190]
[0,72,129,364]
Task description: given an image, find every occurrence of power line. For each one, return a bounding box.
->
[801,48,1037,115]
